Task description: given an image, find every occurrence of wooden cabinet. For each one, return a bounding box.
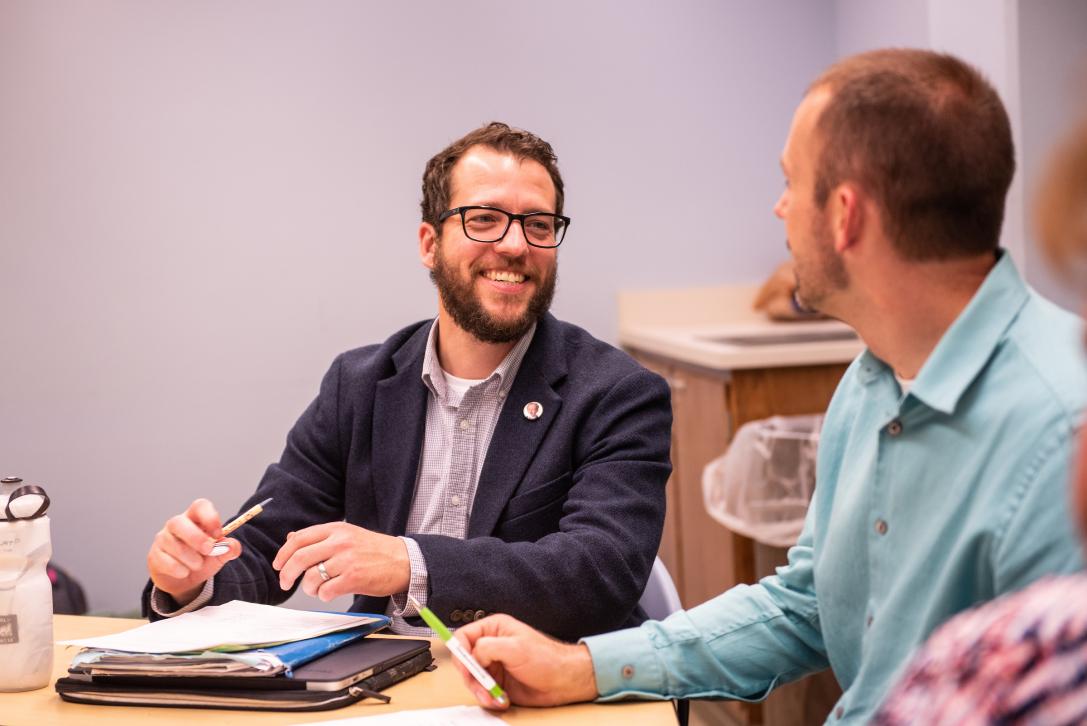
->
[629,349,848,726]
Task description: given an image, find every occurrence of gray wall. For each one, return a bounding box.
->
[834,0,930,54]
[1,1,836,614]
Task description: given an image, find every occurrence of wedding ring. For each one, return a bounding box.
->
[317,561,331,583]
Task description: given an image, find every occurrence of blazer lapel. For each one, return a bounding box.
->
[371,325,430,535]
[469,314,568,537]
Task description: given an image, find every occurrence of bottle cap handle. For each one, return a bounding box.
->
[4,484,50,520]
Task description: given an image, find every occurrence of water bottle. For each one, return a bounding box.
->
[0,476,54,691]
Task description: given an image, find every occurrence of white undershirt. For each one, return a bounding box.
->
[440,370,487,397]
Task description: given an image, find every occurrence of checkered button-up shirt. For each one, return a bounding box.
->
[387,319,535,635]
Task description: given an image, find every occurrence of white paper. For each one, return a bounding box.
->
[58,600,382,653]
[293,705,508,726]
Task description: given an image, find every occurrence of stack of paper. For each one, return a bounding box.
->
[60,601,388,678]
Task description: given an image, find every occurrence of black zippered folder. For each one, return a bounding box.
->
[56,637,433,712]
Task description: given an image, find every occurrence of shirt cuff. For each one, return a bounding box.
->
[389,536,429,616]
[149,579,215,618]
[581,625,669,701]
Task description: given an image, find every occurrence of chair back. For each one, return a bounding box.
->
[639,556,682,621]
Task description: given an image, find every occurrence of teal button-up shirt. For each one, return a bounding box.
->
[584,253,1087,724]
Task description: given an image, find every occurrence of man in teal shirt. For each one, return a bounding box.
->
[447,49,1087,724]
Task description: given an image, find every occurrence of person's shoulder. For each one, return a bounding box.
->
[545,315,650,380]
[818,351,868,418]
[829,350,868,389]
[333,319,432,378]
[997,293,1086,420]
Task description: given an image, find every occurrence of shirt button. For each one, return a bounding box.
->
[886,419,903,436]
[621,665,635,679]
[835,706,844,719]
[875,518,888,535]
[866,614,873,628]
[474,610,486,621]
[459,419,470,430]
[451,494,462,506]
[450,610,462,623]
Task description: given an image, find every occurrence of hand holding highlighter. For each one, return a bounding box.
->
[408,594,509,706]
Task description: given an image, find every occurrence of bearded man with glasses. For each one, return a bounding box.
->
[142,122,672,642]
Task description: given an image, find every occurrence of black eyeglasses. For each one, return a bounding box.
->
[438,206,570,248]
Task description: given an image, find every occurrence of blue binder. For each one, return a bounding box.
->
[256,613,390,675]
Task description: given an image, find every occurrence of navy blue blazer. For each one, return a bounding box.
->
[143,313,672,641]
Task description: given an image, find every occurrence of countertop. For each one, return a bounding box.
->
[618,283,866,370]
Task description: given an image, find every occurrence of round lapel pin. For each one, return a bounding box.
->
[522,402,543,420]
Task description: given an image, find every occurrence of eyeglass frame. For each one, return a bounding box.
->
[437,205,571,248]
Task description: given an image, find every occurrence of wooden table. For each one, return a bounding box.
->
[0,615,674,725]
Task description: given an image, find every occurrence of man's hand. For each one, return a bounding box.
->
[752,260,825,320]
[452,614,599,709]
[147,498,242,605]
[272,522,410,601]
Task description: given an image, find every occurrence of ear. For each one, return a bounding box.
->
[419,222,438,270]
[828,183,864,253]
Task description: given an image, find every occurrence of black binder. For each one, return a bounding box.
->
[56,637,434,712]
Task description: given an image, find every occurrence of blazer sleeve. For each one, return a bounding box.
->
[142,354,352,618]
[413,366,672,641]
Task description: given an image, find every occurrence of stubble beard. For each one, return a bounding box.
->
[429,239,557,344]
[794,210,848,312]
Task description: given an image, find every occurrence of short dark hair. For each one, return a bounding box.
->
[420,122,565,229]
[810,49,1015,260]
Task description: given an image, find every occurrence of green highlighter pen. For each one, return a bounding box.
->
[408,595,509,706]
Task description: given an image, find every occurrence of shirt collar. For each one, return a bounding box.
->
[858,251,1029,415]
[420,318,537,403]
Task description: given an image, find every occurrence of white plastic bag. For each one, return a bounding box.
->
[702,414,822,547]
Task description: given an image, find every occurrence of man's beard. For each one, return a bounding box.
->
[793,211,848,312]
[430,241,557,344]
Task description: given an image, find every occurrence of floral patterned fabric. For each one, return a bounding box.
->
[875,573,1087,725]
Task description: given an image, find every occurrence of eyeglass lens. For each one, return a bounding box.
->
[463,208,566,246]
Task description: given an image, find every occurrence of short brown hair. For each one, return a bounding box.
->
[810,49,1015,260]
[420,122,565,229]
[1035,117,1087,283]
